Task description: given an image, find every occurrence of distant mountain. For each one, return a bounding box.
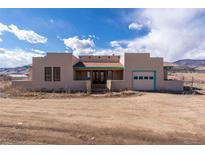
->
[1,59,205,75]
[0,65,30,75]
[173,59,205,67]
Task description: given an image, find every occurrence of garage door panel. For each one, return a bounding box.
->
[133,71,155,91]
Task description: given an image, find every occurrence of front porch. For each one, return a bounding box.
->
[73,61,124,92]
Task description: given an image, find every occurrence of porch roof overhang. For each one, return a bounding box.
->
[73,62,124,70]
[163,62,175,70]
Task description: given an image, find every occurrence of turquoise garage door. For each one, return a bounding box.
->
[132,71,155,91]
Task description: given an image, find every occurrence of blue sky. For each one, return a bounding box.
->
[0,9,144,51]
[0,9,205,67]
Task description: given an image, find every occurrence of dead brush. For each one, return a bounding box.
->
[2,85,30,97]
[105,90,143,97]
[0,81,11,92]
[121,90,140,96]
[0,82,44,98]
[1,82,90,98]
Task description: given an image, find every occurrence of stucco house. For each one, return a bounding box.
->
[12,52,183,92]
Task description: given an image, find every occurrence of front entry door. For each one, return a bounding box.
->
[92,71,106,84]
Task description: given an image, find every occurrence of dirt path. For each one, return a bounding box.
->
[0,93,205,144]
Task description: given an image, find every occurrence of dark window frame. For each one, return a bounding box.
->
[53,67,61,81]
[134,76,138,80]
[149,76,154,80]
[107,70,113,80]
[144,76,148,80]
[45,67,52,81]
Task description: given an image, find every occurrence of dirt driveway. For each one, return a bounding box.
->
[0,93,205,144]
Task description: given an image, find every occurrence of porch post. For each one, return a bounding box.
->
[86,80,91,93]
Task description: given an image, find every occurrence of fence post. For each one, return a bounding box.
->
[191,76,194,90]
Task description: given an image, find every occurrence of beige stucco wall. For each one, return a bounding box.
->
[112,70,123,80]
[12,52,183,92]
[13,53,87,91]
[159,80,184,92]
[112,53,163,90]
[111,53,183,92]
[12,80,33,89]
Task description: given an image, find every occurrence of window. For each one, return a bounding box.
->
[144,76,148,80]
[45,67,52,81]
[100,72,104,82]
[149,76,154,80]
[53,67,61,81]
[134,76,138,80]
[87,71,91,79]
[107,71,113,80]
[139,76,143,80]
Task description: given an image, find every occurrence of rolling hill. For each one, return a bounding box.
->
[0,65,30,75]
[0,59,205,75]
[173,59,205,67]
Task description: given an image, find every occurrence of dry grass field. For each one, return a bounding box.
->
[0,72,205,144]
[170,72,205,83]
[1,93,205,144]
[170,72,205,94]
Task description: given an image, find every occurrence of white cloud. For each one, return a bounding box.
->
[183,49,205,59]
[111,9,205,61]
[8,24,47,44]
[110,41,121,48]
[0,48,44,68]
[31,49,46,55]
[63,36,95,56]
[63,35,118,56]
[128,22,143,30]
[63,36,95,50]
[0,23,9,42]
[0,23,9,35]
[63,9,205,61]
[0,22,47,44]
